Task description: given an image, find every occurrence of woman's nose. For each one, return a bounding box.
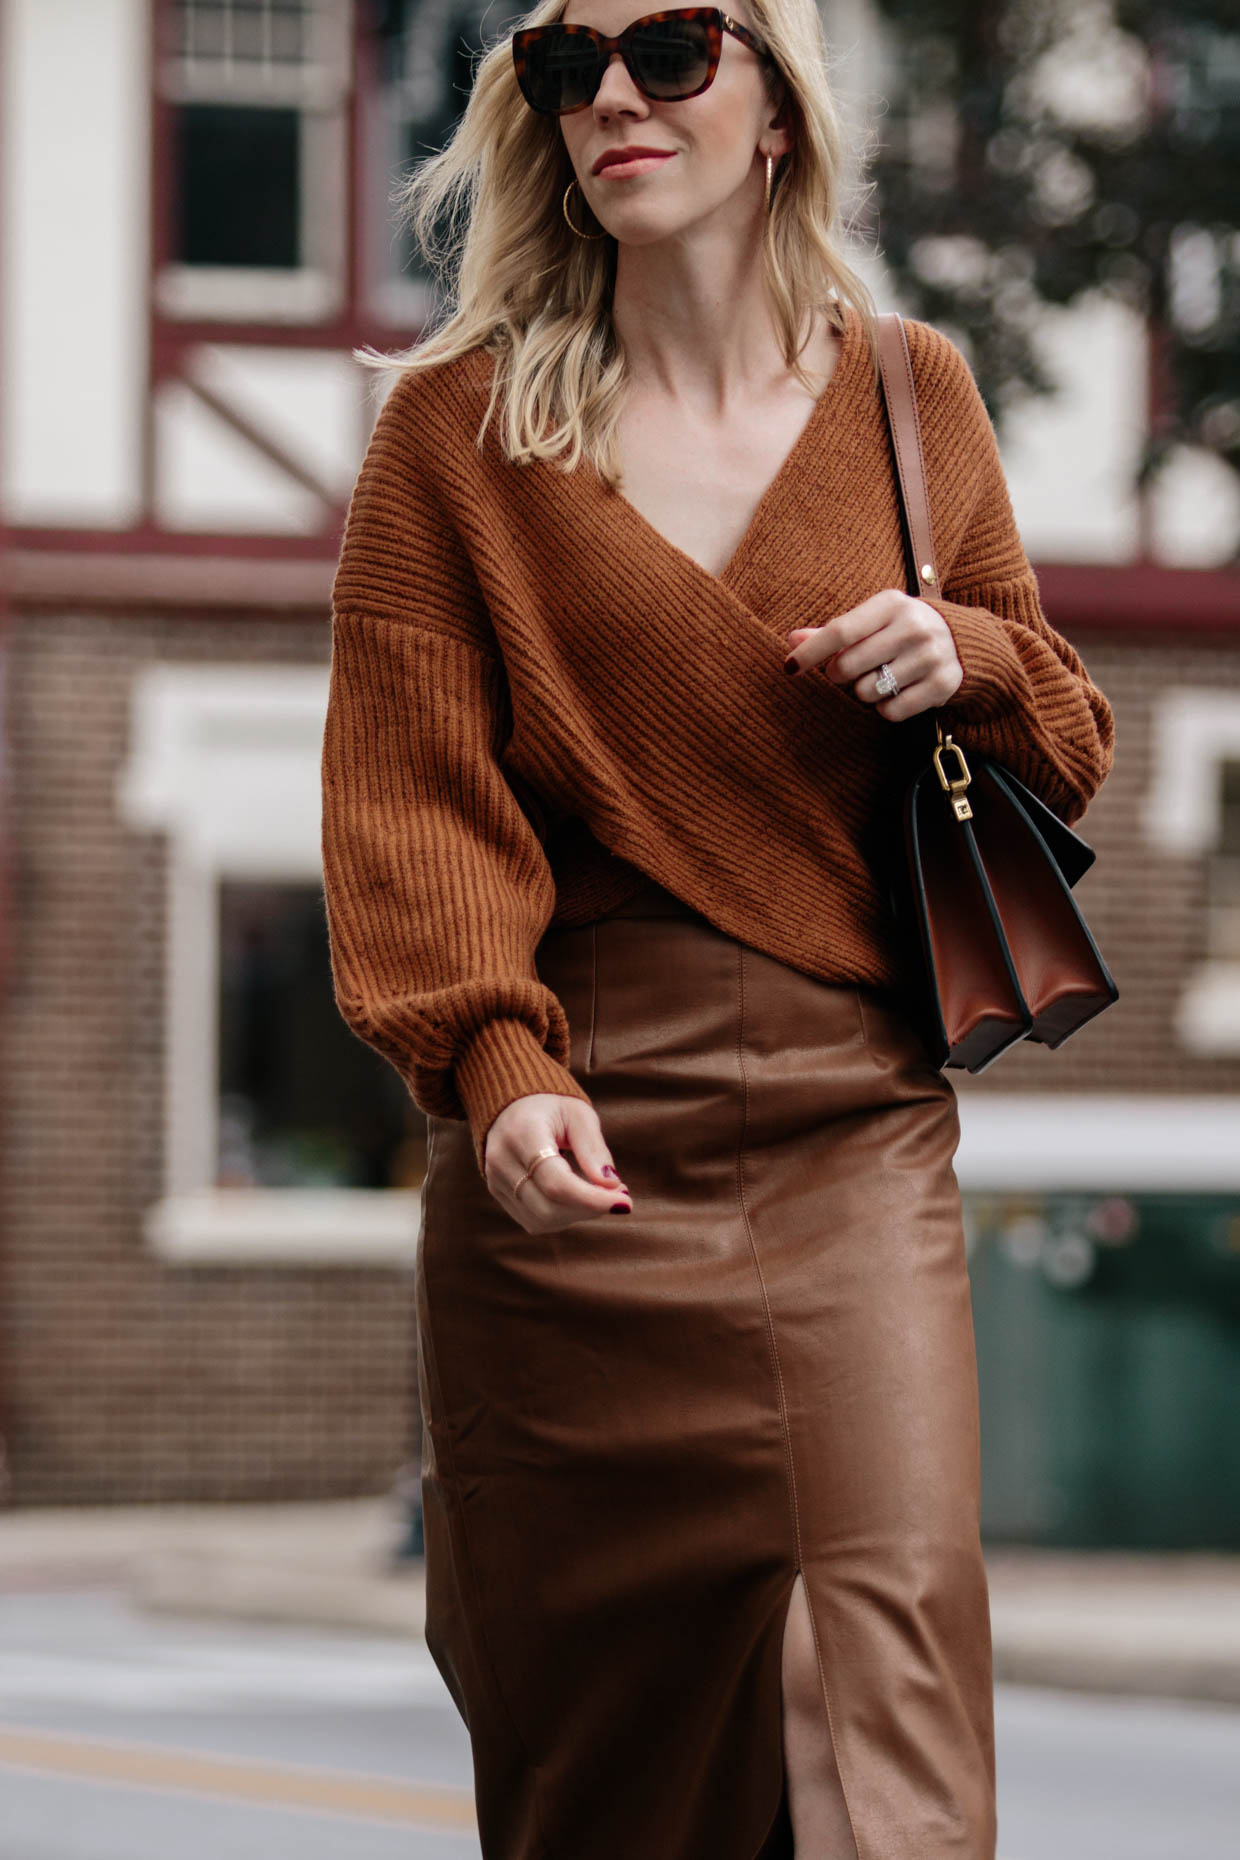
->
[592,50,649,117]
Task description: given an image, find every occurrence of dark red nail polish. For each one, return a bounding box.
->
[602,1165,619,1182]
[610,1203,632,1214]
[783,658,799,675]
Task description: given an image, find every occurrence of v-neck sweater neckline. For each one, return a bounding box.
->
[322,307,1115,1175]
[598,301,864,596]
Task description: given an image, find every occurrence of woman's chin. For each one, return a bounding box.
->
[593,208,697,249]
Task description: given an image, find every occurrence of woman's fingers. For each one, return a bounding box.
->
[784,592,963,719]
[783,589,904,675]
[561,1098,630,1198]
[513,1154,633,1227]
[826,620,919,687]
[867,674,946,724]
[826,610,942,687]
[484,1094,632,1231]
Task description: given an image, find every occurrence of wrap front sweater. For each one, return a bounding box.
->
[321,302,1115,1174]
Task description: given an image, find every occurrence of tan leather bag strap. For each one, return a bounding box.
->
[876,312,940,598]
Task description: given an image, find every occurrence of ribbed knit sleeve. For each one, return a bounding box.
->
[321,373,593,1177]
[907,321,1115,826]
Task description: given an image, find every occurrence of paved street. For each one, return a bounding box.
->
[0,1591,1235,1859]
[0,1592,479,1860]
[994,1683,1239,1859]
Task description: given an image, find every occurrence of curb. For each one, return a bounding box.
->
[134,1549,426,1639]
[132,1550,1240,1709]
[985,1551,1240,1707]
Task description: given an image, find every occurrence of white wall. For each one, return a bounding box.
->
[992,292,1147,564]
[154,345,370,533]
[0,0,150,527]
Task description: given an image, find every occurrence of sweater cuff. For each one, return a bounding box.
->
[454,1017,593,1178]
[923,595,1028,722]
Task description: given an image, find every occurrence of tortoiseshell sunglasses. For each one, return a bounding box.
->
[512,8,771,115]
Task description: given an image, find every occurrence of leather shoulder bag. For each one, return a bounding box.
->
[875,310,1119,1072]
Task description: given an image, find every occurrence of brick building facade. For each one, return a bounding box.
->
[3,608,419,1505]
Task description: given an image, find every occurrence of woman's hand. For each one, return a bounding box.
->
[783,589,964,723]
[483,1094,632,1231]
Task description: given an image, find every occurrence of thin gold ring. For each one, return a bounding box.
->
[513,1146,562,1195]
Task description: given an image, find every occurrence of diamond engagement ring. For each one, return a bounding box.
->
[874,662,901,700]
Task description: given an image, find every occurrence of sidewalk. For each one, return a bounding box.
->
[1,1499,1238,1707]
[0,1498,424,1638]
[984,1545,1240,1706]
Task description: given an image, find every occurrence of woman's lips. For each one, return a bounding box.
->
[593,151,675,180]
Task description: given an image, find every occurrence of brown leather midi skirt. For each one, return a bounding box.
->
[415,877,997,1860]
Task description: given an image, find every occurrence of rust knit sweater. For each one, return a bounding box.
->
[321,303,1115,1175]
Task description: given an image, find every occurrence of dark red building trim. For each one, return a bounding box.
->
[10,524,341,560]
[1036,561,1239,634]
[6,533,1238,631]
[6,549,335,615]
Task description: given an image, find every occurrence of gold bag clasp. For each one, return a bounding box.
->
[933,731,973,822]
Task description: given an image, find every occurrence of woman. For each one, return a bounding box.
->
[321,1,1115,1855]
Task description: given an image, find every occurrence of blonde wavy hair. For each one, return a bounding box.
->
[360,0,881,485]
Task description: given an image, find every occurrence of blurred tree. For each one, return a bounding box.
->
[866,0,1240,552]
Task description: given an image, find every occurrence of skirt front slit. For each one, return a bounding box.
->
[415,878,997,1860]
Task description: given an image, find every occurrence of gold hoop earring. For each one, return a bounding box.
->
[764,152,774,216]
[562,180,606,240]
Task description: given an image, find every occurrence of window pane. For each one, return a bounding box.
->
[270,3,309,66]
[183,6,229,60]
[218,880,427,1190]
[176,1,313,70]
[231,5,271,64]
[174,102,300,267]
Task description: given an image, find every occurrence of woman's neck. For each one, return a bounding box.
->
[610,225,801,414]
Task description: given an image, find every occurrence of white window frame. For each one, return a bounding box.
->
[157,0,353,325]
[1142,686,1240,1055]
[117,663,420,1265]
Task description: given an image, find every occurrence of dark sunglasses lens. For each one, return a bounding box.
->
[519,30,603,112]
[627,18,712,98]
